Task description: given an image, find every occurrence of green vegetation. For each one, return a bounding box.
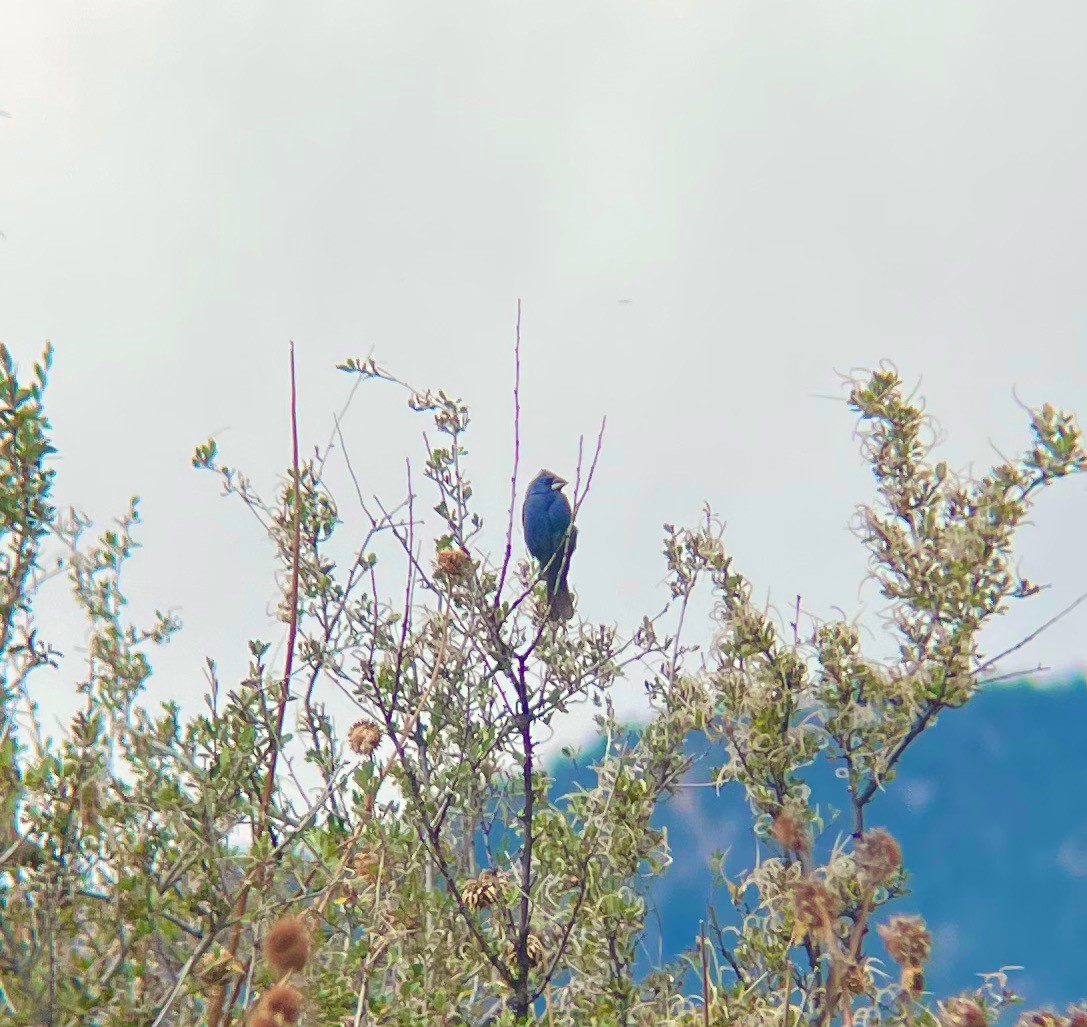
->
[1,340,1084,1026]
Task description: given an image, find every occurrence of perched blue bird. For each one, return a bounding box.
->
[522,468,577,621]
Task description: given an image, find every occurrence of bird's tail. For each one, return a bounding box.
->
[548,583,574,622]
[544,546,575,622]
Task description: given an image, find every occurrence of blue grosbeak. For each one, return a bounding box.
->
[522,468,577,621]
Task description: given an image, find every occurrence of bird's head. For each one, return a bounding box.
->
[531,468,568,494]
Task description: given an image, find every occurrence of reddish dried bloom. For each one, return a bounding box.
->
[940,996,988,1027]
[771,811,810,855]
[264,916,310,975]
[347,719,382,758]
[790,878,839,944]
[854,828,902,884]
[1067,1008,1087,1027]
[1017,1013,1070,1027]
[257,983,303,1023]
[841,961,872,996]
[878,914,931,966]
[436,547,473,580]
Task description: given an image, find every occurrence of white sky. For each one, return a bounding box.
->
[2,3,1085,745]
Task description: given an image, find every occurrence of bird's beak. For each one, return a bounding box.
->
[552,477,567,491]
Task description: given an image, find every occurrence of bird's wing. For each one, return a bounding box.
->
[546,492,573,536]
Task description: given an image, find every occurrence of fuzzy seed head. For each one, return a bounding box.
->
[878,914,931,966]
[790,878,839,943]
[841,961,872,996]
[257,983,303,1023]
[1017,1013,1070,1027]
[1067,1008,1087,1027]
[771,811,810,855]
[347,719,382,758]
[436,547,473,580]
[940,996,988,1027]
[854,828,902,885]
[264,916,310,975]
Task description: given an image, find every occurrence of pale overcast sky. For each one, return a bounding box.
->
[2,3,1085,741]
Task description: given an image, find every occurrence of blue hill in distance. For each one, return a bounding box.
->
[547,674,1087,1007]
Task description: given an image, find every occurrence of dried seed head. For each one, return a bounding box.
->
[854,828,902,885]
[264,916,311,975]
[1017,1013,1070,1027]
[878,914,931,966]
[436,547,473,580]
[790,878,839,944]
[1067,1008,1087,1027]
[502,933,546,971]
[841,961,872,996]
[464,869,503,911]
[771,811,810,855]
[940,996,989,1027]
[347,719,382,758]
[526,932,546,966]
[247,1014,278,1027]
[257,983,303,1023]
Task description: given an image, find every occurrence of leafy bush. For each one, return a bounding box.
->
[1,339,1085,1026]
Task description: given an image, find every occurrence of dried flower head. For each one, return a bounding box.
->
[854,828,902,885]
[502,932,546,970]
[1067,1008,1087,1027]
[771,810,810,855]
[257,983,303,1023]
[841,961,873,996]
[247,1014,278,1027]
[940,996,989,1027]
[1017,1013,1070,1027]
[263,916,310,975]
[878,914,931,966]
[436,547,473,580]
[464,869,503,911]
[347,719,382,758]
[527,932,546,966]
[790,878,839,945]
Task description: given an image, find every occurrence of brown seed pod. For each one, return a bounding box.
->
[940,996,989,1027]
[347,719,382,757]
[263,916,311,975]
[771,810,811,855]
[878,914,931,966]
[854,828,903,885]
[256,983,303,1023]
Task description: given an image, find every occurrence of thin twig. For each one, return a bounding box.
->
[496,300,523,604]
[700,921,711,1026]
[973,590,1087,676]
[207,342,304,1027]
[571,416,607,519]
